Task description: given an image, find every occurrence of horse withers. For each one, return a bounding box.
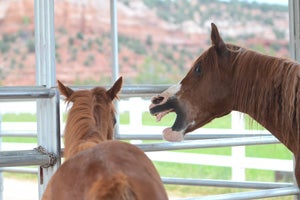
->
[42,77,168,200]
[150,23,300,186]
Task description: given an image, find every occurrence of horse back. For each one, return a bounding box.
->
[42,141,168,200]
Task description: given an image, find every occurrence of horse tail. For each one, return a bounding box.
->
[86,172,138,200]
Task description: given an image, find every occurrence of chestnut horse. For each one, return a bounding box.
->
[150,23,300,186]
[42,77,168,200]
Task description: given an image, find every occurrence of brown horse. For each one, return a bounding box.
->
[42,77,168,200]
[150,23,300,186]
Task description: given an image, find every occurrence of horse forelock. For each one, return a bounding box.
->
[201,47,217,66]
[231,48,300,151]
[63,88,115,158]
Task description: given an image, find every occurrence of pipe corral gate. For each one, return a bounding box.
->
[1,0,300,199]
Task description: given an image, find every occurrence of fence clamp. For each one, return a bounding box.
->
[34,146,57,168]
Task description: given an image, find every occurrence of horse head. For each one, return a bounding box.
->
[44,77,169,200]
[149,23,234,142]
[57,77,123,158]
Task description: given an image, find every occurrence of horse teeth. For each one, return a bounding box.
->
[156,113,163,122]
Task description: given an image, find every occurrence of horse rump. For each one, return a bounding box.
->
[86,172,138,200]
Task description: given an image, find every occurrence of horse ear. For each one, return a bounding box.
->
[107,77,123,100]
[211,23,227,55]
[57,80,74,98]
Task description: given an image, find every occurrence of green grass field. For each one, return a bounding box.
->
[1,112,294,199]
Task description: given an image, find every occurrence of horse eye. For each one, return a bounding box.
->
[194,64,201,75]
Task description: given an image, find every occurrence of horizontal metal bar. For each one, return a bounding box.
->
[136,136,279,152]
[117,126,272,140]
[162,177,293,189]
[0,85,167,100]
[181,186,300,200]
[0,167,37,174]
[117,133,271,140]
[0,128,271,139]
[0,87,56,100]
[0,169,294,189]
[0,132,37,137]
[66,85,169,97]
[0,136,280,165]
[0,133,269,139]
[43,136,279,157]
[0,149,50,167]
[121,85,169,97]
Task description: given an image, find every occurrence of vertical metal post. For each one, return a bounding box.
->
[289,0,300,199]
[289,0,300,62]
[110,0,119,81]
[0,115,3,200]
[34,0,61,199]
[110,0,120,138]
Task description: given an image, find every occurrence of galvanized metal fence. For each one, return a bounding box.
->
[1,90,299,199]
[1,0,300,199]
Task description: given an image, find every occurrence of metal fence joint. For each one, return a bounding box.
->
[34,146,57,168]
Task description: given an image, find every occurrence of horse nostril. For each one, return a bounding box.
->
[152,96,164,105]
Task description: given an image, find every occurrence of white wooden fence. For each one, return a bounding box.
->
[0,98,294,182]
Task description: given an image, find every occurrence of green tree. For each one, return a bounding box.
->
[134,56,178,84]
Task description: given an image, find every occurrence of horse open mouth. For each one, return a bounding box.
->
[149,97,188,142]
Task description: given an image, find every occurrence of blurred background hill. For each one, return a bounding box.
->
[0,0,289,85]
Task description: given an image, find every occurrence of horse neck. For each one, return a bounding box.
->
[63,100,113,159]
[231,50,300,153]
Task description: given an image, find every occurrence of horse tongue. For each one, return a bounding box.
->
[156,112,165,122]
[155,109,172,122]
[162,128,184,142]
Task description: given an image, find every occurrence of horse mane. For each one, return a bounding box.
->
[63,87,115,158]
[228,44,300,150]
